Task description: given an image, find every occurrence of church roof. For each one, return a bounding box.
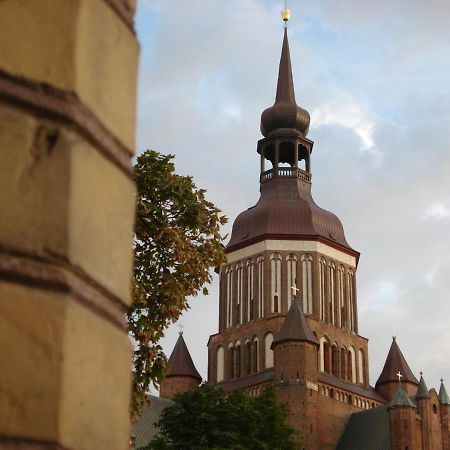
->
[336,405,391,450]
[375,338,418,388]
[131,395,173,449]
[165,333,202,381]
[416,374,430,399]
[439,380,450,405]
[272,299,319,346]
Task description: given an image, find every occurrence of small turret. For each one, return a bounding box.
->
[440,379,450,450]
[376,337,418,401]
[159,333,202,400]
[272,299,319,449]
[416,373,432,450]
[388,387,418,450]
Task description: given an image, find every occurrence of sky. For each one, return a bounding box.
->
[134,0,450,391]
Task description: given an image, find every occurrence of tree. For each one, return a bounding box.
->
[128,150,227,417]
[145,383,302,450]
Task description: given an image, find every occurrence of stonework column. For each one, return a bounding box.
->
[0,1,138,449]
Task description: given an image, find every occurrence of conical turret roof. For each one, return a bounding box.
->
[166,333,202,381]
[389,387,416,408]
[376,338,418,388]
[439,380,450,405]
[416,373,430,399]
[272,299,319,346]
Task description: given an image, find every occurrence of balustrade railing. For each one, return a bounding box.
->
[260,167,311,183]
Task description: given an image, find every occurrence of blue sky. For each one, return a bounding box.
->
[135,0,450,391]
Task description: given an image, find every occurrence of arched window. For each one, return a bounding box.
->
[328,262,336,325]
[358,349,365,384]
[319,336,330,372]
[348,347,356,384]
[236,263,243,325]
[252,337,259,373]
[264,333,274,368]
[270,254,282,313]
[338,266,345,328]
[257,256,264,318]
[340,347,347,380]
[287,254,298,310]
[228,343,234,380]
[235,341,241,378]
[246,260,254,322]
[244,340,251,375]
[332,344,339,377]
[319,257,326,321]
[225,266,233,328]
[301,254,313,314]
[216,346,224,382]
[347,270,355,332]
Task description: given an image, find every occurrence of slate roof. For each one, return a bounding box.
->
[416,374,431,399]
[131,395,173,449]
[376,338,418,388]
[165,333,202,381]
[272,299,319,346]
[389,387,416,408]
[336,405,391,450]
[440,380,450,405]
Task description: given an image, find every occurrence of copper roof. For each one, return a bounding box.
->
[165,334,202,381]
[227,176,355,254]
[416,374,430,399]
[389,387,416,408]
[439,380,450,405]
[272,299,319,346]
[375,338,418,388]
[260,28,310,138]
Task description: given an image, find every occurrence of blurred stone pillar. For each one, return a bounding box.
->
[0,1,139,449]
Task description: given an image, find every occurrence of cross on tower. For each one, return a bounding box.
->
[396,371,403,387]
[291,285,300,298]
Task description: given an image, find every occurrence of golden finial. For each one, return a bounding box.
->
[281,0,291,24]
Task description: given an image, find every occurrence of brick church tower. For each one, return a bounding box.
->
[207,14,385,450]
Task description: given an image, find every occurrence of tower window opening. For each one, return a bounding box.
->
[247,260,254,322]
[287,254,298,310]
[271,254,281,313]
[328,262,336,325]
[301,254,313,314]
[257,256,264,318]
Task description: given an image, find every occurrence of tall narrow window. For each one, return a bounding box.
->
[245,340,251,375]
[216,346,224,382]
[264,333,274,368]
[225,266,233,328]
[235,341,241,378]
[252,338,259,373]
[287,254,298,309]
[257,256,264,318]
[347,270,355,332]
[328,262,336,325]
[358,349,365,384]
[236,263,243,325]
[270,253,281,313]
[332,344,339,377]
[338,266,345,328]
[246,260,254,322]
[228,344,234,379]
[319,257,326,321]
[302,254,313,314]
[340,347,347,380]
[348,347,356,383]
[319,336,329,372]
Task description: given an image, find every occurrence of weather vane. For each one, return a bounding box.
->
[281,0,291,27]
[178,322,184,336]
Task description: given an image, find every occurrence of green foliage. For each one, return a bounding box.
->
[128,150,227,417]
[145,384,302,450]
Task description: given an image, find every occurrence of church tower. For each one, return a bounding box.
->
[207,11,384,449]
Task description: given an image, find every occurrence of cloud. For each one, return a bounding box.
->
[424,201,450,220]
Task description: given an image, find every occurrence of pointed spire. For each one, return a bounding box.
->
[416,373,431,399]
[272,299,319,346]
[389,387,416,408]
[165,333,202,382]
[439,379,450,405]
[376,338,418,388]
[275,28,296,104]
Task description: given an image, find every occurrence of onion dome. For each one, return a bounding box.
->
[260,28,310,138]
[165,333,202,382]
[375,338,418,388]
[272,299,319,347]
